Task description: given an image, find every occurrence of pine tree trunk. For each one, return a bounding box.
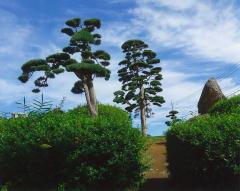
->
[75,72,98,117]
[83,78,97,117]
[140,85,147,136]
[87,80,98,114]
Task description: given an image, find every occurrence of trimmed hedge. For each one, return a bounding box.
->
[209,95,240,115]
[0,104,148,190]
[166,114,240,187]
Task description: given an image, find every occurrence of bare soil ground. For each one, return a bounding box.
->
[139,139,171,191]
[144,140,168,180]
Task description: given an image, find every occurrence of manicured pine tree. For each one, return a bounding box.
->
[114,39,165,136]
[18,18,111,117]
[165,101,181,126]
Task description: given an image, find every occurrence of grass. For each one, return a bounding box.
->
[148,136,166,144]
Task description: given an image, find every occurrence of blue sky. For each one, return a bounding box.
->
[1,0,240,135]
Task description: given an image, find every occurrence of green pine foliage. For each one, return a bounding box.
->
[18,17,111,116]
[18,17,110,93]
[165,108,181,126]
[16,94,53,115]
[31,93,53,114]
[114,39,164,113]
[0,104,148,190]
[113,39,164,135]
[16,97,30,113]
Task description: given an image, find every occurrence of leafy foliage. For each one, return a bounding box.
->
[209,95,240,115]
[0,105,148,190]
[166,114,240,187]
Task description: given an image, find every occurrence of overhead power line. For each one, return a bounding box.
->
[217,63,240,82]
[173,62,240,107]
[227,89,240,97]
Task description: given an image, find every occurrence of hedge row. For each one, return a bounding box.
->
[0,104,148,190]
[209,95,240,115]
[166,96,240,187]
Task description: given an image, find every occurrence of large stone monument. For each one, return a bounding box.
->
[198,78,225,114]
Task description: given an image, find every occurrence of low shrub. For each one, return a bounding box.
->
[209,95,240,115]
[166,114,240,187]
[0,104,148,190]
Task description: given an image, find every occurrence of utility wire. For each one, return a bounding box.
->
[180,110,198,120]
[226,85,240,96]
[227,89,240,97]
[217,64,240,82]
[215,62,240,80]
[173,62,240,106]
[170,62,240,120]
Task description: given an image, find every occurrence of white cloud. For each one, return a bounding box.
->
[219,77,240,96]
[130,0,240,63]
[0,79,31,104]
[104,0,240,63]
[101,23,139,48]
[0,68,121,111]
[98,0,240,134]
[140,0,197,11]
[0,9,32,57]
[100,0,240,134]
[0,7,121,111]
[45,72,121,106]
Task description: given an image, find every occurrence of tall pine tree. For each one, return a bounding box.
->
[114,40,165,136]
[165,101,181,126]
[18,18,111,117]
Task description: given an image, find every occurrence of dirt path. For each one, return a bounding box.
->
[138,140,238,191]
[145,141,168,179]
[138,140,170,191]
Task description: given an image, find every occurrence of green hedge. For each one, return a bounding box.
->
[209,95,240,115]
[166,114,240,187]
[0,104,148,190]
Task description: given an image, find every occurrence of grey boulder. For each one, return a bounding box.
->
[198,78,225,114]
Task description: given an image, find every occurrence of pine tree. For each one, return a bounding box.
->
[18,18,111,117]
[31,93,53,114]
[113,39,165,136]
[165,101,181,126]
[16,97,30,114]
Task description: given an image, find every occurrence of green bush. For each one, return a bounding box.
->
[166,114,240,187]
[209,95,240,115]
[0,104,148,190]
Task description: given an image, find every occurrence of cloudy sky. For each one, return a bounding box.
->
[0,0,240,135]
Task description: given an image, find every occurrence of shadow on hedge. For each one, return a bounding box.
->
[139,178,240,191]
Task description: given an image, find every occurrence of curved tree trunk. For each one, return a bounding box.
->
[87,80,98,114]
[75,72,98,117]
[82,76,97,117]
[83,82,97,117]
[140,85,147,136]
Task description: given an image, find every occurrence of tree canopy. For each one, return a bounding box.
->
[18,17,111,117]
[165,102,181,126]
[114,39,165,135]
